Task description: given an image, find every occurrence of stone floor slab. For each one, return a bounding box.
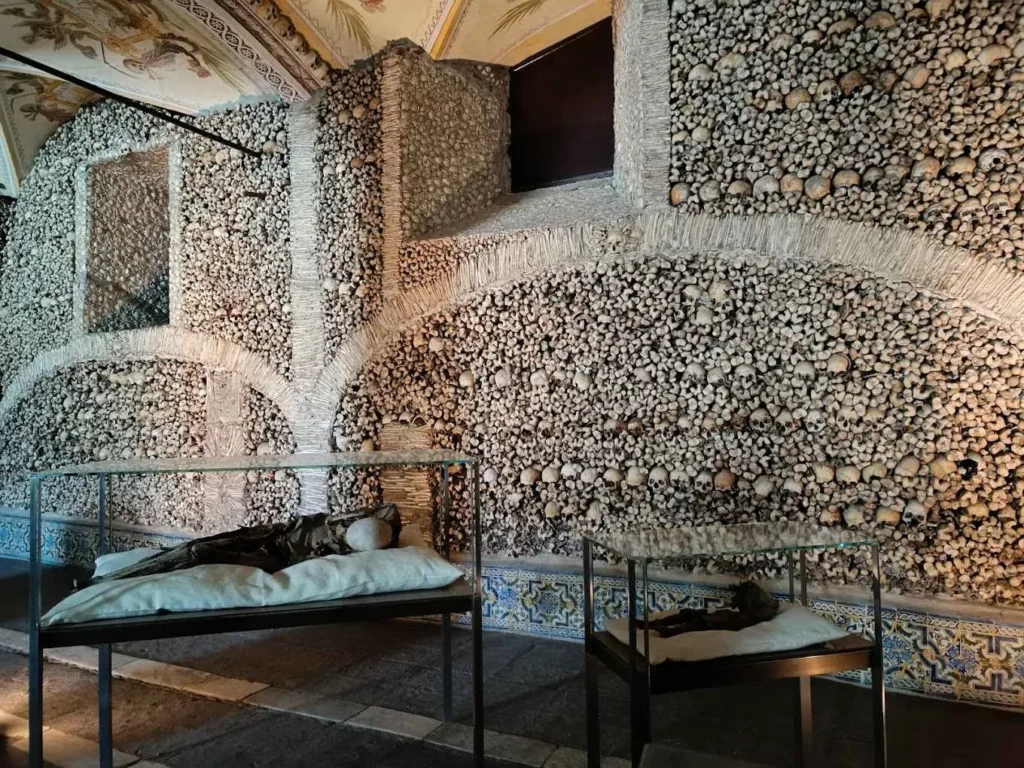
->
[114,659,213,689]
[9,728,139,768]
[0,709,32,740]
[245,686,365,723]
[179,675,268,702]
[0,627,28,654]
[427,721,556,767]
[544,746,631,768]
[44,646,135,672]
[347,705,442,740]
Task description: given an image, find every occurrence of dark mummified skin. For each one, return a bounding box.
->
[96,504,402,582]
[648,581,780,637]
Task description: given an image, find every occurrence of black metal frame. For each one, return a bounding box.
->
[0,46,260,158]
[28,457,484,768]
[582,540,887,768]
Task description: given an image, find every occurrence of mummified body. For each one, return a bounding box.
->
[98,504,402,582]
[648,582,780,637]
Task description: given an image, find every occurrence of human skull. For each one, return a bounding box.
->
[864,407,885,425]
[979,147,1009,172]
[894,456,920,477]
[520,467,541,485]
[603,468,625,486]
[707,367,726,385]
[750,408,772,431]
[861,462,887,481]
[837,465,861,483]
[648,466,669,489]
[580,467,600,484]
[753,475,775,497]
[483,467,499,484]
[695,306,715,326]
[776,409,798,432]
[684,362,706,382]
[695,470,714,493]
[813,463,835,483]
[734,364,757,385]
[541,466,560,483]
[826,353,850,377]
[835,407,858,431]
[586,501,605,524]
[902,500,927,524]
[987,193,1012,216]
[626,466,648,487]
[805,410,827,433]
[783,478,804,494]
[560,463,582,479]
[669,468,688,485]
[843,504,866,526]
[708,280,732,302]
[794,361,816,381]
[714,469,737,491]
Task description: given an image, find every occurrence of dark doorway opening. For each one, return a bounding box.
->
[508,18,614,193]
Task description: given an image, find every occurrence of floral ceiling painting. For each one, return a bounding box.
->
[0,0,608,197]
[0,71,97,196]
[437,0,610,64]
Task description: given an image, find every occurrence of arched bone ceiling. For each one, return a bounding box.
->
[0,0,609,197]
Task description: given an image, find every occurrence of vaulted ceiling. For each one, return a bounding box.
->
[0,0,610,197]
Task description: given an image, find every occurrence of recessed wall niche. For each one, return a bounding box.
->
[81,146,171,333]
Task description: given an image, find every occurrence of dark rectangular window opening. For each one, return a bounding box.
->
[509,17,614,193]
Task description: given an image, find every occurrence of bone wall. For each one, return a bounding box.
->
[668,0,1024,268]
[0,360,206,529]
[383,48,509,293]
[317,64,385,356]
[84,147,171,334]
[335,248,1024,604]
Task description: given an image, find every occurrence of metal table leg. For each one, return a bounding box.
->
[442,612,453,722]
[627,560,649,768]
[28,476,43,768]
[471,463,484,767]
[871,545,888,768]
[95,474,115,768]
[794,550,812,766]
[99,644,113,768]
[583,539,600,768]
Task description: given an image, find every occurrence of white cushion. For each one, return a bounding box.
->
[93,548,165,579]
[605,602,848,665]
[46,541,463,626]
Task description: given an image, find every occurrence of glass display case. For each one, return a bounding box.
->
[582,522,885,768]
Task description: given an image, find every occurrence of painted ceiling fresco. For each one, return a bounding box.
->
[0,0,608,197]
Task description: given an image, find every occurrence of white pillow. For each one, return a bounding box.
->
[605,603,848,664]
[47,543,463,626]
[93,548,165,579]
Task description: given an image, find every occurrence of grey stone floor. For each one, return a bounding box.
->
[3,558,1023,766]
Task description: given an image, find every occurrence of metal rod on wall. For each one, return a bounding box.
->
[0,46,260,158]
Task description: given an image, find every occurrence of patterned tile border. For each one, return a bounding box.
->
[5,509,1024,710]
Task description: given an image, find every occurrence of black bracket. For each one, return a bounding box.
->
[0,46,261,158]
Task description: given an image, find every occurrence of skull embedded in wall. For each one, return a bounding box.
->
[714,469,736,491]
[826,353,850,377]
[750,408,772,431]
[794,361,816,381]
[707,367,726,386]
[694,470,714,493]
[684,362,706,382]
[775,409,797,433]
[626,466,648,487]
[835,407,858,431]
[734,364,757,386]
[753,475,775,497]
[805,410,827,433]
[979,148,1010,172]
[648,466,669,489]
[603,468,625,487]
[902,500,927,524]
